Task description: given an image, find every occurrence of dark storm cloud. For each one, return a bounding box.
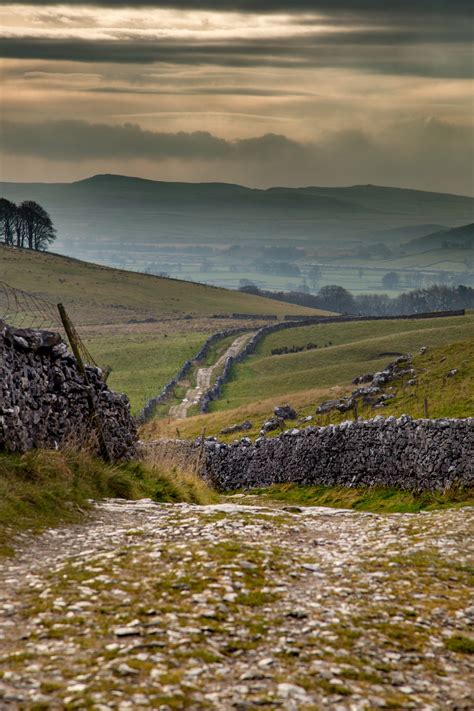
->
[1,117,470,163]
[0,33,471,78]
[1,119,306,161]
[1,119,232,159]
[2,119,473,194]
[86,86,315,96]
[0,1,471,13]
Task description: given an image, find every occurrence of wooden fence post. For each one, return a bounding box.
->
[57,303,111,461]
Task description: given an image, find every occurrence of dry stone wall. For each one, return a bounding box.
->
[137,310,465,419]
[0,321,137,460]
[147,416,473,492]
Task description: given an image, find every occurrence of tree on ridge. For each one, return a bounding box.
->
[0,199,56,251]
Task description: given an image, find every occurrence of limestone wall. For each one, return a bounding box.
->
[0,321,137,460]
[198,310,465,412]
[147,416,473,492]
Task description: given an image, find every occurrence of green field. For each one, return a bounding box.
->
[210,314,474,411]
[332,247,472,273]
[88,329,210,414]
[145,313,473,441]
[0,245,326,326]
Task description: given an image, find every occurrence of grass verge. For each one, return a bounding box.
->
[0,448,216,556]
[234,484,474,514]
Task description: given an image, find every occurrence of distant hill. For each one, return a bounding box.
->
[403,223,474,253]
[368,223,446,242]
[1,175,472,253]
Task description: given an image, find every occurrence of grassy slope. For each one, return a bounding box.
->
[211,314,474,411]
[0,449,216,556]
[144,315,473,441]
[0,245,329,414]
[324,339,474,422]
[332,247,471,271]
[0,245,327,325]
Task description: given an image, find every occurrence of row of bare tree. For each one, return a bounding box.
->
[0,198,56,251]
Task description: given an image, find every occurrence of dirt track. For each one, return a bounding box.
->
[169,332,255,419]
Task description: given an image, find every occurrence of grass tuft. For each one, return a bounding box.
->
[0,448,215,556]
[445,635,474,654]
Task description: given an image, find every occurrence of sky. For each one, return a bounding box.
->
[0,0,473,193]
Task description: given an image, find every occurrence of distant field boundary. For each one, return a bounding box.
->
[138,309,465,422]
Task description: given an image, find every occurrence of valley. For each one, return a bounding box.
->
[1,177,472,296]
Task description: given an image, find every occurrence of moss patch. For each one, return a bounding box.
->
[235,484,474,513]
[445,635,474,654]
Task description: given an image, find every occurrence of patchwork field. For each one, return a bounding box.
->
[331,247,472,273]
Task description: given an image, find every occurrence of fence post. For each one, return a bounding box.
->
[353,400,358,422]
[57,303,111,461]
[198,428,206,472]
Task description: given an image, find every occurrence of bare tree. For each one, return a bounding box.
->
[0,198,16,246]
[18,201,56,251]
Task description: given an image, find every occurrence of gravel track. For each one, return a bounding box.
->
[0,499,473,710]
[169,333,255,419]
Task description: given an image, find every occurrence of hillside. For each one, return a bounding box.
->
[403,223,474,253]
[0,245,332,414]
[2,175,473,295]
[210,314,474,411]
[0,244,324,325]
[144,313,474,440]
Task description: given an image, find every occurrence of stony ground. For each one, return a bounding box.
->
[0,499,473,710]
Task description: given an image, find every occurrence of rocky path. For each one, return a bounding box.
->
[169,333,255,419]
[0,500,473,710]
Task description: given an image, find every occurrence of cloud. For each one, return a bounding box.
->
[1,119,236,159]
[1,117,473,196]
[0,33,471,78]
[0,1,470,13]
[86,85,315,96]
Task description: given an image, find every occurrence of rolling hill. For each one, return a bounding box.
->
[1,175,472,254]
[0,244,325,326]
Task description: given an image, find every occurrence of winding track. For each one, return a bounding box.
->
[169,331,255,419]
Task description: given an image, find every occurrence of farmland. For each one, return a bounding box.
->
[145,313,474,441]
[209,313,474,411]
